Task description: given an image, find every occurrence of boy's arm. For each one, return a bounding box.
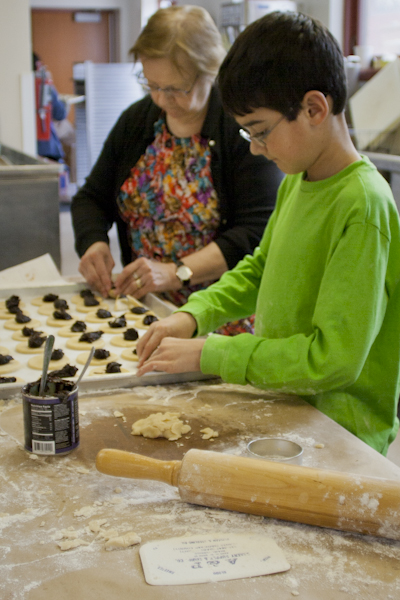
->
[200,221,390,392]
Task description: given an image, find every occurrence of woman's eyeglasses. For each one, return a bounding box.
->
[239,114,286,147]
[136,71,198,98]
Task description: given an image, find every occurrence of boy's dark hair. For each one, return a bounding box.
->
[217,11,347,120]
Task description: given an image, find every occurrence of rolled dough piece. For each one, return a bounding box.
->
[104,531,141,550]
[0,299,25,309]
[121,348,139,362]
[85,311,116,324]
[70,293,103,305]
[31,295,58,307]
[0,358,21,375]
[28,353,70,371]
[200,427,219,440]
[46,314,77,327]
[76,350,118,366]
[66,337,105,351]
[37,304,56,316]
[75,301,109,313]
[0,376,24,384]
[131,412,191,441]
[12,328,44,342]
[0,346,10,354]
[110,334,139,348]
[4,318,41,331]
[0,308,29,320]
[15,341,45,354]
[57,538,89,551]
[58,322,93,338]
[88,365,130,376]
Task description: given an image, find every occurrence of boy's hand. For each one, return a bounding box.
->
[136,312,198,368]
[136,337,205,377]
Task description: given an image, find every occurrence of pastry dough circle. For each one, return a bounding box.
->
[110,334,139,348]
[46,315,77,328]
[4,318,41,331]
[31,296,59,307]
[57,323,94,338]
[0,346,10,355]
[70,293,103,305]
[66,337,105,351]
[75,301,109,313]
[28,354,70,371]
[88,365,130,376]
[76,350,118,366]
[15,341,46,354]
[121,348,139,362]
[38,304,56,316]
[12,329,44,342]
[0,358,21,374]
[85,311,116,324]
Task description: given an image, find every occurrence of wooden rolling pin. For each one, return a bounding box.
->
[96,448,400,540]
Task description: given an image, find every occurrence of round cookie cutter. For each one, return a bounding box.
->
[247,437,303,465]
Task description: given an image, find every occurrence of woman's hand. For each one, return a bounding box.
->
[136,337,205,377]
[79,242,115,298]
[114,257,179,298]
[137,312,198,367]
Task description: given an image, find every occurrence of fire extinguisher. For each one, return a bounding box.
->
[35,66,52,142]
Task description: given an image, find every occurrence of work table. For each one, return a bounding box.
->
[1,380,399,600]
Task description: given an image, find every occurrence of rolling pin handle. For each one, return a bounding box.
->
[96,448,182,487]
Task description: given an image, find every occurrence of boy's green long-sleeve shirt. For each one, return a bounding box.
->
[178,157,400,454]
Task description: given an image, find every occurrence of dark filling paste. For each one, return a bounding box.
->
[28,334,47,348]
[7,305,21,314]
[5,295,20,310]
[51,349,64,361]
[43,293,59,302]
[108,316,127,328]
[0,376,17,384]
[48,365,78,379]
[94,349,110,360]
[80,288,94,298]
[15,311,31,324]
[96,309,112,319]
[71,321,87,332]
[26,375,76,400]
[22,327,43,338]
[124,328,139,341]
[53,309,72,320]
[105,361,122,373]
[130,306,148,314]
[0,354,13,365]
[143,315,159,326]
[84,295,100,307]
[79,331,103,343]
[54,299,69,310]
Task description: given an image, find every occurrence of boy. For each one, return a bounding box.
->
[137,11,400,455]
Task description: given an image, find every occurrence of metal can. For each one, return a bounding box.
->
[22,382,79,455]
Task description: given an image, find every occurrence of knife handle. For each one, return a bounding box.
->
[96,448,181,487]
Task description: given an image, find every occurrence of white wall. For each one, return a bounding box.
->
[0,0,35,154]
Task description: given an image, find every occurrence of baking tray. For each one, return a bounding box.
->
[0,282,215,399]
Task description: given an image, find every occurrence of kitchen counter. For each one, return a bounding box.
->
[1,380,399,600]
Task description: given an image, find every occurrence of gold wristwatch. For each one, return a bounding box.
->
[175,260,193,286]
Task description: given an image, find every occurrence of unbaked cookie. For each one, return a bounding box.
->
[85,310,115,324]
[0,375,24,384]
[0,355,21,375]
[110,330,139,348]
[76,349,118,366]
[28,352,70,371]
[88,363,130,376]
[121,348,139,362]
[31,293,59,307]
[0,346,10,355]
[4,318,41,331]
[12,327,45,342]
[57,321,91,338]
[66,335,105,351]
[46,313,76,327]
[16,340,46,354]
[38,298,70,316]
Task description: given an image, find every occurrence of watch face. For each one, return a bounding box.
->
[176,264,193,283]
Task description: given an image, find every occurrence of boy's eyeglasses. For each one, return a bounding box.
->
[239,114,286,146]
[136,71,198,98]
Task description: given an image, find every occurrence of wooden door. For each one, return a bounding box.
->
[31,9,117,97]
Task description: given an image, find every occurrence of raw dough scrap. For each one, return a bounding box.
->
[131,412,191,441]
[58,538,89,551]
[104,531,141,550]
[200,427,219,440]
[88,519,108,533]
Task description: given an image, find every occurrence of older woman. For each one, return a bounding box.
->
[71,5,282,334]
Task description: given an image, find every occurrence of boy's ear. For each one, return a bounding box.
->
[302,91,330,124]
